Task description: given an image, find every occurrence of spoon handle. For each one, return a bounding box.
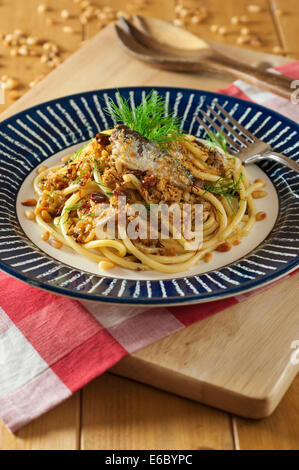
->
[205,53,293,100]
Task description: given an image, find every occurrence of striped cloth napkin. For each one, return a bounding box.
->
[0,62,298,433]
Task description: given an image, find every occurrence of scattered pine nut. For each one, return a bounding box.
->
[230,16,239,25]
[273,46,284,55]
[25,209,35,220]
[4,78,19,90]
[190,16,200,25]
[37,4,47,14]
[61,9,70,19]
[247,5,262,13]
[99,260,115,270]
[41,210,52,223]
[61,154,71,164]
[256,211,267,221]
[43,42,52,51]
[62,26,74,34]
[240,15,249,23]
[37,165,48,174]
[204,252,212,263]
[22,198,37,207]
[237,35,250,45]
[252,190,268,199]
[41,231,50,241]
[219,26,228,35]
[210,24,219,33]
[173,19,183,27]
[250,37,262,47]
[50,239,63,249]
[216,242,232,252]
[233,239,241,246]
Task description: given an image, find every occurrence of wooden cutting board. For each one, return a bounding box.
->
[1,24,298,419]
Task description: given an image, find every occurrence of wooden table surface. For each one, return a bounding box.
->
[0,0,298,450]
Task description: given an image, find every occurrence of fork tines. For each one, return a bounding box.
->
[195,102,260,152]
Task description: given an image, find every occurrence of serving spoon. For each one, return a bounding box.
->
[115,16,293,100]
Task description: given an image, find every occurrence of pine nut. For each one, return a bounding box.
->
[250,37,262,47]
[256,211,267,221]
[241,27,250,36]
[50,239,63,249]
[62,26,74,34]
[273,46,284,55]
[183,191,190,202]
[99,260,115,270]
[115,159,123,173]
[4,78,19,90]
[9,91,21,101]
[191,16,200,25]
[237,35,250,45]
[216,242,232,252]
[240,15,249,23]
[37,165,48,174]
[173,19,183,27]
[219,26,228,35]
[204,252,212,263]
[25,209,35,220]
[233,239,241,246]
[27,37,38,45]
[37,4,47,14]
[41,209,52,222]
[41,231,50,241]
[252,190,267,199]
[22,198,37,206]
[61,9,70,19]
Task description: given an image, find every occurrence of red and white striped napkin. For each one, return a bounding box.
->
[0,62,298,433]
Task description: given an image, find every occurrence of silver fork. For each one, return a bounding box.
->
[195,102,299,174]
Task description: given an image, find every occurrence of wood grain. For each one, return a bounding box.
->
[236,375,299,450]
[81,374,234,450]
